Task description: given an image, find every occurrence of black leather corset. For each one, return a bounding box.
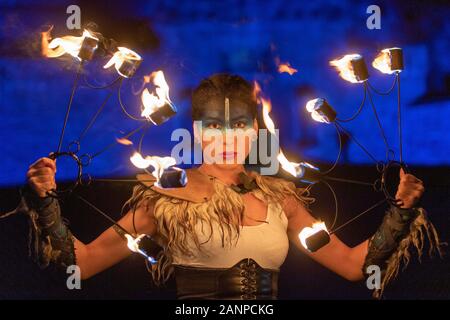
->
[174,258,279,300]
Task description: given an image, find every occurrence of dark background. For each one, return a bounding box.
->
[0,0,449,299]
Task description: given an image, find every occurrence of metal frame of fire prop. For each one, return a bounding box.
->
[2,26,409,265]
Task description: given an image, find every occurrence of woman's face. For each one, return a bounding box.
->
[193,96,257,169]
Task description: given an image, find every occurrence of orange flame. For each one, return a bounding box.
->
[258,92,306,178]
[275,57,298,75]
[41,28,98,59]
[278,63,298,75]
[277,150,303,178]
[298,221,329,250]
[253,81,262,104]
[329,54,363,83]
[103,47,142,77]
[261,97,275,133]
[41,26,54,57]
[372,48,401,74]
[278,62,298,76]
[116,137,133,146]
[141,71,173,122]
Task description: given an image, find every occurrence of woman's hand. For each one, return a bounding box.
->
[26,157,57,197]
[395,168,425,209]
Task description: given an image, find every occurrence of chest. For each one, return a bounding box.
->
[240,193,269,226]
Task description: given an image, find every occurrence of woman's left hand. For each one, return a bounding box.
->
[395,168,425,209]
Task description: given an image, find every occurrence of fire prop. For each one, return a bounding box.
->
[125,234,161,265]
[39,27,180,197]
[42,28,99,61]
[330,54,369,83]
[141,71,177,125]
[257,48,408,252]
[9,25,412,257]
[103,47,142,78]
[372,48,404,75]
[36,26,184,261]
[305,98,337,124]
[298,221,330,253]
[130,152,187,188]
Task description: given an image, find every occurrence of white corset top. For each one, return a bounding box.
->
[171,200,290,271]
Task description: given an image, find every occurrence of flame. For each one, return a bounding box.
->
[277,60,298,75]
[125,234,145,253]
[329,54,363,83]
[130,152,176,180]
[125,234,157,263]
[255,89,312,178]
[275,57,298,75]
[130,152,152,169]
[277,150,302,178]
[298,221,328,250]
[261,97,275,133]
[141,71,172,122]
[372,48,401,74]
[41,26,54,57]
[103,47,142,77]
[278,63,298,75]
[259,94,307,178]
[42,28,97,59]
[306,98,329,123]
[116,137,133,146]
[253,81,262,104]
[276,152,319,179]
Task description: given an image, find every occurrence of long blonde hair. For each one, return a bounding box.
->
[124,171,314,285]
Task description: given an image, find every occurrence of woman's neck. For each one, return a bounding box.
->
[198,164,246,186]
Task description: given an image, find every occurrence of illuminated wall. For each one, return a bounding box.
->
[0,0,449,186]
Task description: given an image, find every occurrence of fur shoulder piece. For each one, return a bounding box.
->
[248,171,314,207]
[128,168,315,285]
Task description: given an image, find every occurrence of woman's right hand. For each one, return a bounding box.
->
[27,157,57,197]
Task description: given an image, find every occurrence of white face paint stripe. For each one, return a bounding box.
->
[224,96,230,128]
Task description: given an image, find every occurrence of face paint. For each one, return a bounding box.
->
[198,96,254,132]
[195,95,257,164]
[224,96,230,129]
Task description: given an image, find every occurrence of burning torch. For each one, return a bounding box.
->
[130,152,187,189]
[103,47,142,78]
[140,71,177,125]
[297,47,406,252]
[42,28,99,61]
[330,54,369,84]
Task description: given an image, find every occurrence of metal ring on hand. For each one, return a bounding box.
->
[46,151,83,197]
[381,160,408,207]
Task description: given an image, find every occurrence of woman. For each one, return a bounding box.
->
[22,74,441,299]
